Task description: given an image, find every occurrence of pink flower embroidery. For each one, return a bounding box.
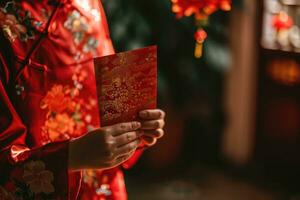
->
[22,161,54,194]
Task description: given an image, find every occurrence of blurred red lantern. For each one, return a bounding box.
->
[171,0,231,58]
[171,0,231,19]
[194,28,207,42]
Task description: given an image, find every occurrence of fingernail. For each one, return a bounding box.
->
[139,111,148,118]
[135,122,141,128]
[157,111,162,117]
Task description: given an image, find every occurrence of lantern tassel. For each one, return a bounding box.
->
[194,42,203,58]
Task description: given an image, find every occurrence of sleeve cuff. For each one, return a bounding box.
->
[0,141,69,199]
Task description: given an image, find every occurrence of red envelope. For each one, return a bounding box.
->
[94,46,157,126]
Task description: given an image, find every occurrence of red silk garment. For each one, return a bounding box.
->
[0,1,141,199]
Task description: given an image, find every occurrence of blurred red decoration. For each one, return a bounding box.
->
[171,0,231,19]
[272,11,294,31]
[171,0,231,58]
[194,28,207,42]
[194,28,207,58]
[267,59,300,86]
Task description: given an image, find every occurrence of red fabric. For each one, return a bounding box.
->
[0,1,141,199]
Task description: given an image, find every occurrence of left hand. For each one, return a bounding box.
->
[138,109,166,147]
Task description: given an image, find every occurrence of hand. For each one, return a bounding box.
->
[68,122,142,170]
[139,109,166,147]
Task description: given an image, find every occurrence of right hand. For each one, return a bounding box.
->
[68,121,142,170]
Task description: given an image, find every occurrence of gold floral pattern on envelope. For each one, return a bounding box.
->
[94,46,157,126]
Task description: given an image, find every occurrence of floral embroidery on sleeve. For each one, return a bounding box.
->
[22,161,54,195]
[0,1,37,42]
[1,160,55,200]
